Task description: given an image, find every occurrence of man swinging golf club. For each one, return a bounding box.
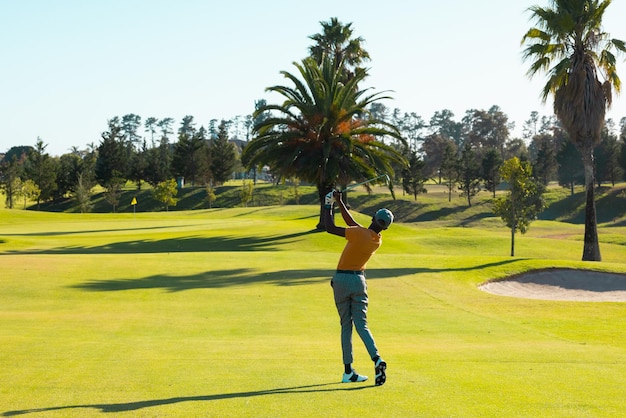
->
[324,189,393,386]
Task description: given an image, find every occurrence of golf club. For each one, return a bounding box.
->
[342,174,390,191]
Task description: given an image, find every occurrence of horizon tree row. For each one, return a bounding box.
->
[0,116,239,211]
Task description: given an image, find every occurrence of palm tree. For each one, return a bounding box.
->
[308,17,370,82]
[521,0,625,261]
[242,56,406,229]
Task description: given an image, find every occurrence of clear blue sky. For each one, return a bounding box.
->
[2,0,626,156]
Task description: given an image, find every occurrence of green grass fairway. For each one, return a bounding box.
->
[2,207,626,417]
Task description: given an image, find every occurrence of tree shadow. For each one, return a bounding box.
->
[3,230,319,255]
[408,206,462,222]
[1,383,371,416]
[458,212,496,226]
[367,259,521,279]
[608,218,626,227]
[0,225,191,237]
[70,260,522,292]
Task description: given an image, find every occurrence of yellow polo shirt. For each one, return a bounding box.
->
[336,226,382,271]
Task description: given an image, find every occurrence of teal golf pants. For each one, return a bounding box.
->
[332,271,379,365]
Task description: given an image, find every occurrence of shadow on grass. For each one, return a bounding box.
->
[70,260,521,292]
[0,225,192,237]
[3,230,320,255]
[409,206,462,222]
[1,383,370,416]
[458,212,496,226]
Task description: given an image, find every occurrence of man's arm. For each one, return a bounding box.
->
[324,201,345,237]
[325,190,363,237]
[334,191,360,227]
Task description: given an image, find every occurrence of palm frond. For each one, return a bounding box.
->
[243,54,407,192]
[611,38,626,53]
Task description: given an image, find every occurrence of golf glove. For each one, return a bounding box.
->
[324,191,335,208]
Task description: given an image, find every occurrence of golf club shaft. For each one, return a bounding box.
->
[343,174,389,191]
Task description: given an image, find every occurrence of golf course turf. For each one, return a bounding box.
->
[2,205,626,417]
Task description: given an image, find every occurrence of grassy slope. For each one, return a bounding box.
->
[33,180,626,226]
[2,203,626,416]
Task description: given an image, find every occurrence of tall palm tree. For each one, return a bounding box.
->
[521,0,625,261]
[308,17,370,82]
[242,56,406,229]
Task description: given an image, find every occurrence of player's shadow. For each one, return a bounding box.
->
[70,260,520,292]
[0,225,187,237]
[1,383,370,416]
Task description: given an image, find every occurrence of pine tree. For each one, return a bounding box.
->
[210,121,238,185]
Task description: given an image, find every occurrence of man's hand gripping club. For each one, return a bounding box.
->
[324,190,335,208]
[324,190,360,237]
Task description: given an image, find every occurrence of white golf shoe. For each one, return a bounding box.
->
[342,370,368,383]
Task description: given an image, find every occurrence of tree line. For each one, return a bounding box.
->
[390,107,626,208]
[2,104,625,212]
[0,115,240,212]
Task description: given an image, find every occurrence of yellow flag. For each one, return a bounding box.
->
[131,197,137,205]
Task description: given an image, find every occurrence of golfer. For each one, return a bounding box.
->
[324,189,393,386]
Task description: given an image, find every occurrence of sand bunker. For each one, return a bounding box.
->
[479,268,626,302]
